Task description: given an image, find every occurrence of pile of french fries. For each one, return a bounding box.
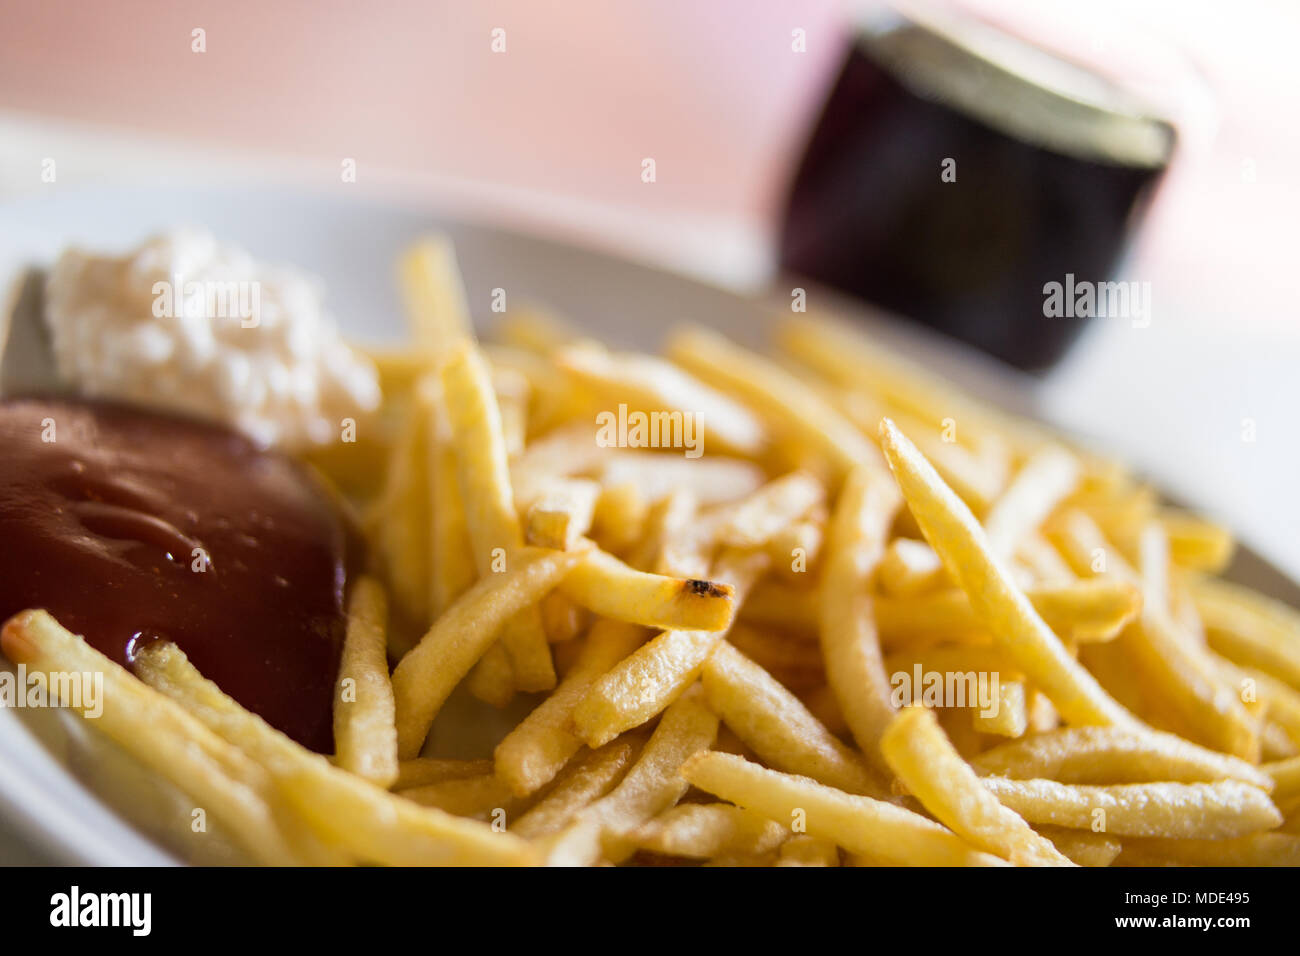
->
[6,235,1300,866]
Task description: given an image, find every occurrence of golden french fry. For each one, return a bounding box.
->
[981,776,1280,839]
[509,422,609,506]
[630,487,706,579]
[333,576,398,787]
[970,726,1273,789]
[376,396,431,623]
[464,641,517,709]
[597,451,765,506]
[524,478,600,551]
[746,573,1136,650]
[681,751,1007,867]
[971,680,1029,738]
[590,480,649,554]
[728,624,824,685]
[510,738,640,839]
[775,835,840,867]
[131,637,534,866]
[1162,510,1235,573]
[564,686,720,864]
[571,550,767,747]
[878,419,1137,730]
[1195,576,1300,692]
[1033,826,1122,867]
[630,803,787,859]
[559,547,735,632]
[398,235,472,353]
[737,581,819,637]
[1139,520,1171,617]
[766,518,824,582]
[702,642,890,799]
[878,537,948,596]
[873,580,1141,646]
[881,706,1072,866]
[1119,833,1300,867]
[423,380,477,617]
[776,313,1035,453]
[398,774,516,820]
[359,345,432,397]
[539,591,587,644]
[395,758,494,789]
[892,419,1007,514]
[493,365,530,458]
[2,611,302,866]
[712,471,825,548]
[1264,755,1300,803]
[1050,510,1258,760]
[495,304,581,354]
[391,544,587,758]
[494,620,646,796]
[982,445,1080,560]
[442,341,555,692]
[556,340,765,455]
[1016,532,1076,584]
[667,324,881,479]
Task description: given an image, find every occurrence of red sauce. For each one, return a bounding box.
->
[0,397,358,752]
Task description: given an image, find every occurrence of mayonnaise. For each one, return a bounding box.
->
[44,229,381,447]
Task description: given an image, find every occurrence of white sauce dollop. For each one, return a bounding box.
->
[44,229,381,448]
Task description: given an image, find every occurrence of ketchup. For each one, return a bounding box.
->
[0,397,358,753]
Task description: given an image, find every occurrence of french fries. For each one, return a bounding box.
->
[555,341,765,455]
[701,642,890,798]
[711,471,825,548]
[2,611,302,866]
[877,418,1137,730]
[1050,510,1259,759]
[569,549,767,748]
[1118,833,1300,867]
[398,235,472,353]
[332,576,398,787]
[681,751,1008,866]
[424,381,478,617]
[1195,576,1300,691]
[630,803,787,859]
[131,637,535,865]
[1034,826,1122,867]
[970,726,1273,788]
[559,547,735,632]
[14,233,1298,869]
[558,686,719,864]
[880,706,1073,866]
[391,544,588,758]
[980,776,1281,839]
[494,619,646,796]
[442,342,555,693]
[509,738,641,839]
[667,324,881,479]
[524,478,599,551]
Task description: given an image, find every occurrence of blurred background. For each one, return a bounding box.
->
[1,0,1297,574]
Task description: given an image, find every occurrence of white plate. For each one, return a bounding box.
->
[2,185,1296,866]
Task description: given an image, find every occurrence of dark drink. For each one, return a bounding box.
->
[779,5,1175,370]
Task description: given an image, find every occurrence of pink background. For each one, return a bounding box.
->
[2,0,1297,317]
